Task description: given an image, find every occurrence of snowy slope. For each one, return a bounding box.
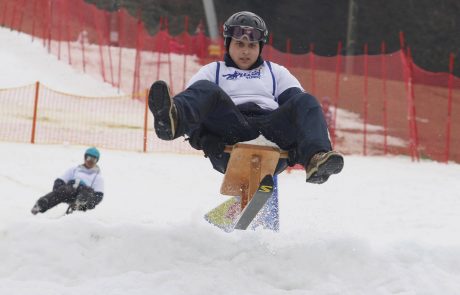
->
[0,28,120,96]
[2,142,460,295]
[1,26,460,295]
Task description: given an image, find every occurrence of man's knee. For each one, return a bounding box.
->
[190,79,219,90]
[289,92,321,109]
[55,184,76,198]
[188,80,229,102]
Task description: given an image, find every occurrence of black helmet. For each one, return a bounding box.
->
[223,11,268,43]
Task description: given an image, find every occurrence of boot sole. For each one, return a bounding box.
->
[307,153,344,184]
[148,81,175,140]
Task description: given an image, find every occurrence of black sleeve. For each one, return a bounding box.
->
[278,87,304,105]
[52,178,66,191]
[187,128,204,150]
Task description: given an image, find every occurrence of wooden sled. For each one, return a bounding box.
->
[221,143,288,211]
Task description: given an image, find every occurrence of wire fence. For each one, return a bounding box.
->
[1,80,459,164]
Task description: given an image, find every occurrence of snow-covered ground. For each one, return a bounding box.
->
[1,27,460,294]
[2,143,460,295]
[0,28,120,96]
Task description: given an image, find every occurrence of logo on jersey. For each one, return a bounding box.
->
[223,69,261,80]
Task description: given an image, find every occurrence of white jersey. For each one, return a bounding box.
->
[59,165,104,193]
[186,60,303,110]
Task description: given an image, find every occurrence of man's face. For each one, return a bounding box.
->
[84,155,97,168]
[228,37,260,70]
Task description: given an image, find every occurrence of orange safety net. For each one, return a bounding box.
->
[0,83,197,154]
[1,78,459,164]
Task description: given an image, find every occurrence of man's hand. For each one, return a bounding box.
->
[199,134,226,158]
[71,187,90,211]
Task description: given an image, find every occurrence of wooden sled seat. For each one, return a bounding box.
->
[221,142,288,210]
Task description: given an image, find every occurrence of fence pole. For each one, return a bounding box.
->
[57,0,62,60]
[41,0,47,47]
[92,7,107,82]
[309,43,316,95]
[268,34,273,61]
[409,48,419,161]
[381,41,388,155]
[105,11,115,86]
[10,0,17,30]
[286,38,291,68]
[363,43,369,156]
[31,81,40,144]
[132,15,143,99]
[444,53,455,163]
[155,17,163,82]
[107,40,115,86]
[332,41,342,148]
[143,89,149,152]
[406,47,419,161]
[64,0,72,65]
[47,0,52,53]
[1,1,8,27]
[17,0,26,33]
[117,10,123,92]
[399,32,415,161]
[405,47,415,161]
[78,5,86,72]
[182,16,189,91]
[31,0,38,41]
[166,18,174,93]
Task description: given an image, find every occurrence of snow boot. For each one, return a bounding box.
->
[305,151,344,184]
[31,202,43,215]
[148,80,178,140]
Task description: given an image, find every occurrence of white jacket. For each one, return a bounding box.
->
[186,60,303,110]
[59,165,104,193]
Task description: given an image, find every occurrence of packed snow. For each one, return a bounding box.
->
[1,27,460,295]
[0,27,120,96]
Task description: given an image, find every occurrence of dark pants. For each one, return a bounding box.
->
[173,80,332,173]
[36,184,101,213]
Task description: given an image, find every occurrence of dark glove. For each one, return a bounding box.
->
[52,178,66,191]
[68,178,87,189]
[187,128,203,150]
[200,134,225,158]
[73,186,96,211]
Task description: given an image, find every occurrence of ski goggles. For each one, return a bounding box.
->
[224,26,266,42]
[85,155,98,163]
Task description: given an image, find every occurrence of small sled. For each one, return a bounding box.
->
[206,141,288,231]
[221,143,287,209]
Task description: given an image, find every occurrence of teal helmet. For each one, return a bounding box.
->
[84,147,100,161]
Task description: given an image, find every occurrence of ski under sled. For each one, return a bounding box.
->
[205,142,288,231]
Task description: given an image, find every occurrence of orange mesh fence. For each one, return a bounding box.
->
[0,83,36,143]
[411,57,460,163]
[1,80,459,163]
[0,82,197,154]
